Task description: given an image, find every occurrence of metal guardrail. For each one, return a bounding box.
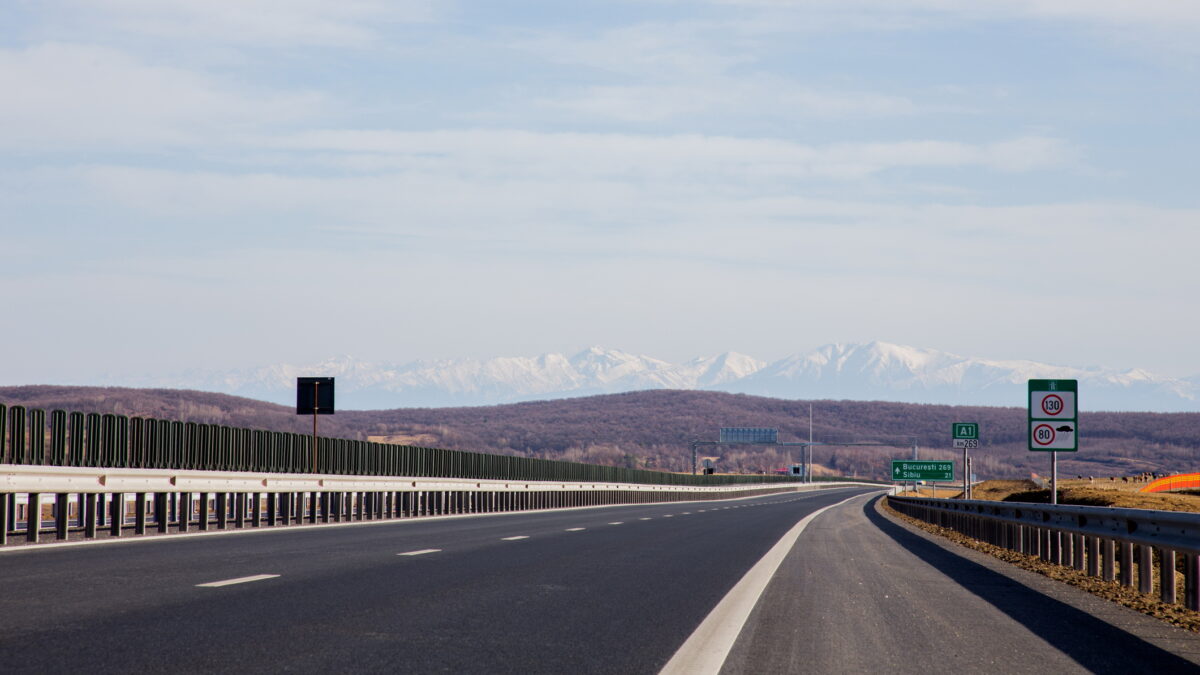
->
[0,463,881,547]
[888,495,1200,611]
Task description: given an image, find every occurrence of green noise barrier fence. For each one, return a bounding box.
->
[0,403,802,486]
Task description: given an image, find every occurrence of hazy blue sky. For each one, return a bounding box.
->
[2,1,1199,382]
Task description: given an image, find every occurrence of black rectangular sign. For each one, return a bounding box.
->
[296,377,335,415]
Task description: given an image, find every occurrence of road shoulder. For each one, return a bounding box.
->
[720,494,1200,674]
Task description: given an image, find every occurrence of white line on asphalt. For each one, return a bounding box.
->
[196,574,280,588]
[660,491,880,675]
[609,522,624,525]
[640,517,652,521]
[398,549,441,556]
[698,510,707,512]
[502,536,529,541]
[663,514,674,518]
[565,527,586,532]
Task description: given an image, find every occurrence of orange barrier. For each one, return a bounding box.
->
[1141,473,1200,493]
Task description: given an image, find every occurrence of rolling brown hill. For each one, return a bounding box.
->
[1,386,1197,481]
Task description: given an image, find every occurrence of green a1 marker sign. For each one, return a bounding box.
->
[1029,379,1077,452]
[952,422,979,449]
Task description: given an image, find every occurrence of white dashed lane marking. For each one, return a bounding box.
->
[502,536,530,541]
[398,549,441,556]
[196,574,279,588]
[609,522,624,525]
[565,528,586,532]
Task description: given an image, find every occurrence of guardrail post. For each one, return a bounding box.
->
[108,493,122,537]
[198,492,210,531]
[1120,541,1134,586]
[179,493,192,532]
[216,493,228,529]
[1162,549,1177,605]
[252,492,261,527]
[321,492,330,523]
[1139,545,1153,594]
[84,494,97,538]
[26,493,40,542]
[135,493,147,535]
[1187,554,1200,611]
[0,494,7,546]
[1088,536,1100,576]
[234,493,245,528]
[56,493,69,540]
[155,493,168,533]
[1102,538,1116,581]
[1073,534,1085,570]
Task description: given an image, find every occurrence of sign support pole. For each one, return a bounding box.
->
[1051,452,1057,505]
[807,404,813,484]
[962,446,968,499]
[312,383,319,474]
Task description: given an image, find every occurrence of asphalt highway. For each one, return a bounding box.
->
[0,487,875,674]
[5,487,1198,674]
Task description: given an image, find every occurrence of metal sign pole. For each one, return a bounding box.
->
[808,404,813,484]
[312,382,319,474]
[962,446,968,499]
[1051,452,1057,505]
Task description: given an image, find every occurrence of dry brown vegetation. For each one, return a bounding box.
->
[962,479,1200,513]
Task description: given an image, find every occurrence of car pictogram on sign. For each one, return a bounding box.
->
[1055,425,1074,433]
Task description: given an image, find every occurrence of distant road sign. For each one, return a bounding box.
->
[296,377,335,415]
[1029,379,1078,452]
[953,439,979,449]
[891,460,954,482]
[719,427,778,444]
[952,423,979,439]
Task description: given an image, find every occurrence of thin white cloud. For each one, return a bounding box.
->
[265,129,1075,179]
[66,130,1081,244]
[55,0,437,48]
[0,43,322,150]
[534,80,924,122]
[700,0,1200,27]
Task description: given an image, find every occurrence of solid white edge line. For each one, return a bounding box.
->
[196,574,280,588]
[659,491,881,675]
[398,549,441,556]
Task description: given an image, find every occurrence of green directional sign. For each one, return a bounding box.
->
[891,460,954,482]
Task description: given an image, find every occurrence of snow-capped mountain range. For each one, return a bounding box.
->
[125,342,1200,412]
